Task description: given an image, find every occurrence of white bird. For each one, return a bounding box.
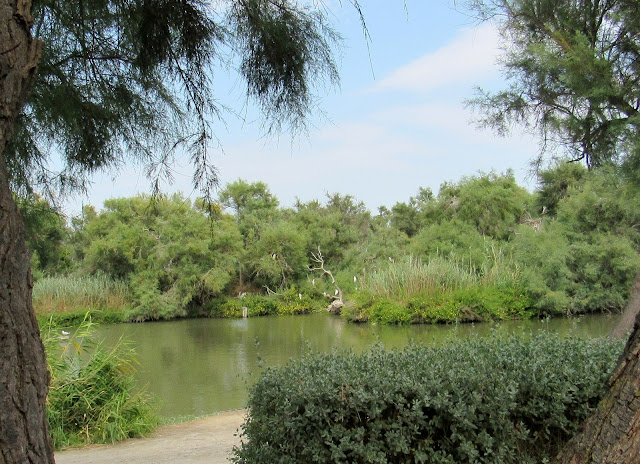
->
[61,330,70,336]
[334,289,339,296]
[353,275,357,283]
[298,293,303,299]
[271,253,277,260]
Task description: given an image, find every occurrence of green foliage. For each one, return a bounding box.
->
[233,334,623,464]
[43,318,158,449]
[17,194,70,278]
[81,194,242,320]
[248,220,310,289]
[367,300,413,324]
[389,201,421,238]
[347,254,532,324]
[568,233,640,313]
[229,0,341,133]
[468,0,640,170]
[294,193,372,267]
[359,256,478,302]
[556,167,640,240]
[359,253,521,303]
[33,273,130,319]
[276,287,322,315]
[205,289,320,318]
[219,180,280,224]
[341,220,409,277]
[510,223,574,315]
[11,0,349,198]
[513,167,640,315]
[35,164,640,324]
[349,284,533,325]
[437,171,532,240]
[535,161,588,216]
[411,220,492,270]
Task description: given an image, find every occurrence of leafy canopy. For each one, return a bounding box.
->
[10,0,361,199]
[467,0,640,170]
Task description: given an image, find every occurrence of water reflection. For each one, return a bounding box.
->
[97,312,621,418]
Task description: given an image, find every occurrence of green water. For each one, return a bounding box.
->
[97,312,621,418]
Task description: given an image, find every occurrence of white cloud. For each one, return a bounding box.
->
[368,23,501,94]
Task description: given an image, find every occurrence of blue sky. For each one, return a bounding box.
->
[65,0,541,216]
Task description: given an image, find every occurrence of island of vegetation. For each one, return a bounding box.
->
[28,164,640,327]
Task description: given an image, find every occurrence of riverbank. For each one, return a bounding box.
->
[54,409,246,464]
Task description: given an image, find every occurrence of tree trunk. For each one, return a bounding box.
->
[610,272,640,339]
[555,280,640,463]
[0,1,52,463]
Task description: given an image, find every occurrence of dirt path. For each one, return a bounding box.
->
[54,410,246,464]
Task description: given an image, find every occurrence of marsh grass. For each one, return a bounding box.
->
[348,250,531,324]
[33,273,130,316]
[43,317,158,449]
[361,250,521,302]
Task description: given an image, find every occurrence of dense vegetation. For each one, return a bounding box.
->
[43,318,158,449]
[232,334,624,464]
[27,163,640,324]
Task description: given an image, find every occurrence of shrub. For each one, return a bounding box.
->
[350,285,533,325]
[433,171,532,240]
[410,220,492,270]
[43,318,158,449]
[233,334,622,464]
[217,298,244,318]
[276,287,320,315]
[510,223,574,315]
[568,233,640,313]
[204,290,322,318]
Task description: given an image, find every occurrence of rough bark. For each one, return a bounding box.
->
[610,273,640,339]
[0,1,52,463]
[555,283,640,463]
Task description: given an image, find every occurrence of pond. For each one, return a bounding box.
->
[97,312,621,418]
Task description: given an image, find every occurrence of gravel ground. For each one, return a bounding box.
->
[54,409,246,464]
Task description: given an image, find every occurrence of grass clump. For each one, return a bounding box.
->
[33,273,130,319]
[346,254,532,324]
[43,317,158,449]
[233,334,622,464]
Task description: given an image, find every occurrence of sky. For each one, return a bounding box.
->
[63,0,541,217]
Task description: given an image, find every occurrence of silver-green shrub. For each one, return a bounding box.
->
[233,334,622,464]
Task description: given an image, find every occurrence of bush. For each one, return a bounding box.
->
[510,223,574,315]
[276,287,321,315]
[410,221,493,270]
[568,233,640,313]
[44,318,158,449]
[233,334,622,464]
[348,285,533,325]
[204,290,321,318]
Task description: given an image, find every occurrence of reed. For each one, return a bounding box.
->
[43,317,158,449]
[33,273,130,316]
[360,250,521,302]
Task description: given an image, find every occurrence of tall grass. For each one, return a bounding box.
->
[348,250,531,324]
[43,317,158,449]
[33,273,130,316]
[361,250,521,302]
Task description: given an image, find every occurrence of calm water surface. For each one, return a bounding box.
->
[97,312,621,418]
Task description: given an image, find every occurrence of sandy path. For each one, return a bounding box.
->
[54,409,246,464]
